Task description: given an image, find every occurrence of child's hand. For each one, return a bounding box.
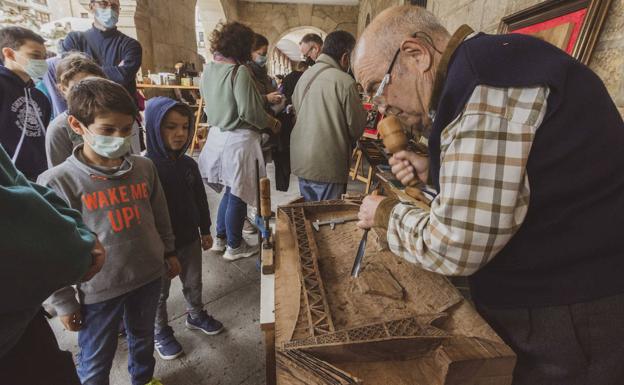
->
[201,234,213,250]
[60,311,83,332]
[82,237,106,282]
[165,256,181,279]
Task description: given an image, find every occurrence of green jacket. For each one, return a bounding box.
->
[290,54,367,184]
[0,144,94,357]
[200,62,278,132]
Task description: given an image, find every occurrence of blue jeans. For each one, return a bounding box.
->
[216,187,247,248]
[298,178,346,202]
[77,279,161,385]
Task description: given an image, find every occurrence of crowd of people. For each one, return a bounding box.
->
[0,0,363,383]
[2,1,624,385]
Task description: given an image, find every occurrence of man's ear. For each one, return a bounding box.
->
[68,115,86,135]
[400,38,433,74]
[1,47,16,63]
[340,52,349,71]
[57,84,68,98]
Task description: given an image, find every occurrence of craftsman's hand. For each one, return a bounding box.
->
[165,256,181,279]
[266,92,283,105]
[201,234,213,251]
[389,150,429,185]
[357,195,386,229]
[81,237,106,282]
[60,311,83,332]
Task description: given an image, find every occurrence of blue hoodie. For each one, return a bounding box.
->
[41,56,67,119]
[0,65,51,179]
[145,97,211,249]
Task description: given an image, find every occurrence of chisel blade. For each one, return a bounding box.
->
[351,229,369,278]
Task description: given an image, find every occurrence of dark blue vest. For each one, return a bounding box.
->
[429,33,624,307]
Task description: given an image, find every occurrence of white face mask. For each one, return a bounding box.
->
[83,125,132,159]
[14,53,48,80]
[95,7,119,29]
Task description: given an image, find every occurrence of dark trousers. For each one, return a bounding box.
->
[0,309,81,385]
[477,292,624,385]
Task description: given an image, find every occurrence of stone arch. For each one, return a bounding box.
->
[237,2,358,47]
[268,26,326,74]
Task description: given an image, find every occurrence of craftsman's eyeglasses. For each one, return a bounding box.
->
[91,0,120,11]
[372,31,443,116]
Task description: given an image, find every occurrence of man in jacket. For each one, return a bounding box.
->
[291,30,367,201]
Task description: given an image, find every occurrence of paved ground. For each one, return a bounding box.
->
[50,163,304,385]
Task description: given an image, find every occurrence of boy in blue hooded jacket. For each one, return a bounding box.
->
[0,27,51,180]
[145,97,224,360]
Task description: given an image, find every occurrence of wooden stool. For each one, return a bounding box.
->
[349,139,388,194]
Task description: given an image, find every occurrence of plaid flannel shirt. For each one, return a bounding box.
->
[384,84,549,276]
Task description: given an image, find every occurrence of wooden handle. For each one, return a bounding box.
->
[260,177,271,218]
[404,186,427,201]
[378,116,407,154]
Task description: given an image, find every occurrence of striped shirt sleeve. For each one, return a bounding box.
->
[386,85,549,276]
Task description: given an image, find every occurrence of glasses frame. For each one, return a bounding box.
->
[371,31,443,115]
[91,0,120,11]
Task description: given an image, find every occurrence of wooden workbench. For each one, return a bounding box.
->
[267,200,516,385]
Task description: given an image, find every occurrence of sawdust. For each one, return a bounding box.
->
[309,208,461,331]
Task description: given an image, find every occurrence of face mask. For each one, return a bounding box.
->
[83,125,132,158]
[95,7,119,29]
[14,53,48,80]
[304,56,315,67]
[255,55,267,67]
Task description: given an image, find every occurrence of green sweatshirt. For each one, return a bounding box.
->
[200,62,278,132]
[0,144,94,358]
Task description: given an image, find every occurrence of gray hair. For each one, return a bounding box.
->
[358,6,450,61]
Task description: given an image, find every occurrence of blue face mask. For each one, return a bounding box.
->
[15,53,48,80]
[83,125,132,158]
[95,7,119,30]
[255,55,268,67]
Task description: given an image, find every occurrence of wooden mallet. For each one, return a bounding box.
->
[378,116,419,187]
[377,116,429,202]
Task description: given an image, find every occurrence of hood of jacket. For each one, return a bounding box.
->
[145,96,194,162]
[68,144,135,179]
[0,64,35,88]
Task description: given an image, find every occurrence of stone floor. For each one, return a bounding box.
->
[50,163,363,385]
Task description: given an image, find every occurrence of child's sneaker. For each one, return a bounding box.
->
[154,326,183,360]
[185,310,224,335]
[210,236,227,252]
[223,239,259,261]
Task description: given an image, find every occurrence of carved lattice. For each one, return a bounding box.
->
[283,314,449,349]
[287,207,335,336]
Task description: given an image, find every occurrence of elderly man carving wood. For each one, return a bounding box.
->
[354,5,624,385]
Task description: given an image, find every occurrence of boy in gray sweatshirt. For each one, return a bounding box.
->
[37,78,180,385]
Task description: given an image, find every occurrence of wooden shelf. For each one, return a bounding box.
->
[136,83,199,90]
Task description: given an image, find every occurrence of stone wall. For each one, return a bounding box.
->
[357,0,402,36]
[237,2,359,45]
[134,0,201,73]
